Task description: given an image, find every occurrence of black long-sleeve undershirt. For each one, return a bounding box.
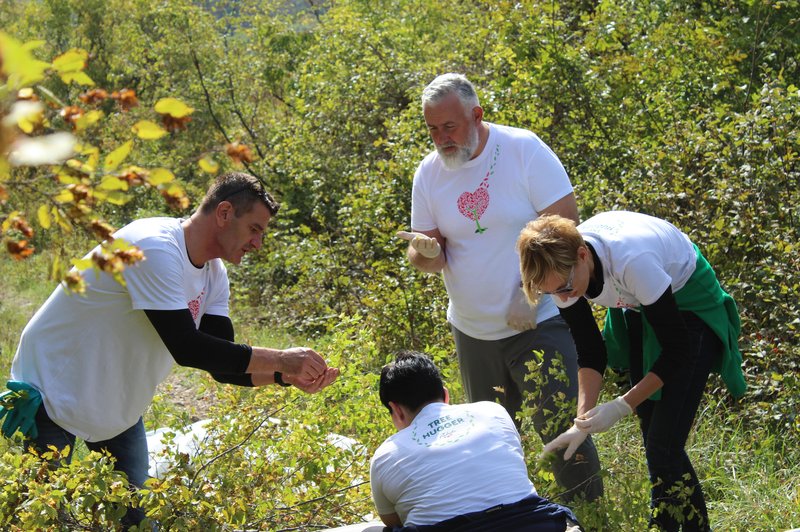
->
[557,297,608,374]
[558,288,690,388]
[144,309,255,387]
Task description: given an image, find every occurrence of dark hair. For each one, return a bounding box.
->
[199,172,279,216]
[379,351,445,414]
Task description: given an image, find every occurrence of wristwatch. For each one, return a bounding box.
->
[274,371,292,387]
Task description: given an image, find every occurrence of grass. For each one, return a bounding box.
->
[0,254,58,377]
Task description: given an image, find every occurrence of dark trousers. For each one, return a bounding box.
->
[626,310,717,531]
[452,318,603,503]
[388,493,580,532]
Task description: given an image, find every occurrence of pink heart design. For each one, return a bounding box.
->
[188,291,204,320]
[457,186,490,222]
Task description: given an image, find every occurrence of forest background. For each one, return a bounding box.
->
[0,0,798,530]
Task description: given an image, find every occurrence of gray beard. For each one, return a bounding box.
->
[437,125,480,170]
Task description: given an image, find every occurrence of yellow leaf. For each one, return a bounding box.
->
[198,156,219,174]
[154,97,195,118]
[0,32,50,87]
[55,170,81,184]
[37,204,51,229]
[98,176,129,191]
[51,49,94,86]
[166,182,184,194]
[103,190,131,206]
[147,167,175,186]
[77,143,101,170]
[103,140,134,171]
[53,189,75,203]
[71,258,93,271]
[52,209,72,231]
[109,238,133,251]
[51,49,89,74]
[74,110,104,132]
[59,71,95,87]
[132,120,167,140]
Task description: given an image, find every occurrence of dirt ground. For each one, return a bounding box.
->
[154,369,220,423]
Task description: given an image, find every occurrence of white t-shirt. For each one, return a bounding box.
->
[370,401,536,526]
[11,217,230,441]
[411,123,573,340]
[555,211,696,310]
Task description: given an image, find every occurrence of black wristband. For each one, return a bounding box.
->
[274,371,291,387]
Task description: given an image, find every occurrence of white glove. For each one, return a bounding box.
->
[574,396,632,433]
[541,425,589,461]
[396,230,441,259]
[506,288,537,331]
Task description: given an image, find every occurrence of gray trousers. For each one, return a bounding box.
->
[451,316,603,503]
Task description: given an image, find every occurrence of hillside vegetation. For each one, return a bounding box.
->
[0,0,798,529]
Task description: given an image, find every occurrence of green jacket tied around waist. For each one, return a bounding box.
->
[603,244,746,400]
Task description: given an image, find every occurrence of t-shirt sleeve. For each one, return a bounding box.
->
[204,261,230,318]
[622,253,673,306]
[124,241,187,310]
[410,163,437,231]
[525,140,573,212]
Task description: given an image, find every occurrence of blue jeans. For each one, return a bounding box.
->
[31,404,150,527]
[452,317,603,503]
[626,310,716,531]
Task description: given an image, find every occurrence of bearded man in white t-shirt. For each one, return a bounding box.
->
[370,351,581,531]
[7,172,339,527]
[396,73,601,503]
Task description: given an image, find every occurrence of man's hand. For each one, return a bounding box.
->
[541,425,589,461]
[506,288,537,331]
[396,230,441,259]
[284,367,340,394]
[574,396,632,433]
[278,347,328,382]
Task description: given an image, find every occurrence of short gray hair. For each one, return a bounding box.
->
[421,73,480,113]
